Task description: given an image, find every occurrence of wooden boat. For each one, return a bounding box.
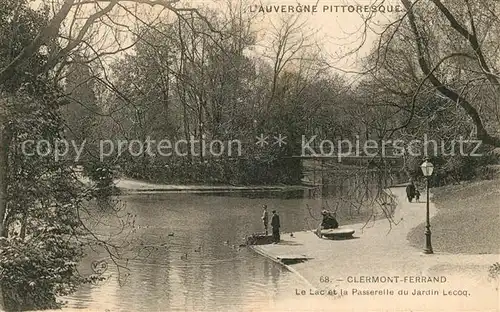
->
[317,227,355,240]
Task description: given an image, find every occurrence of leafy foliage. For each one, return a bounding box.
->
[0,1,93,310]
[0,80,91,310]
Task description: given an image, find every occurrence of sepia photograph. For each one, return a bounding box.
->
[0,0,498,311]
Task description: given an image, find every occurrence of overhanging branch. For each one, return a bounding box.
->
[401,0,500,147]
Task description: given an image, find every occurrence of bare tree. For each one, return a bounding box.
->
[356,0,500,147]
[261,14,321,112]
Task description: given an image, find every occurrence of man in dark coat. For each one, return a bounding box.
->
[271,210,280,243]
[406,182,416,202]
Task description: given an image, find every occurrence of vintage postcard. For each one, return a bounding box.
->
[0,0,498,311]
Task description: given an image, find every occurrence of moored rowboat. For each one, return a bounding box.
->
[318,228,355,239]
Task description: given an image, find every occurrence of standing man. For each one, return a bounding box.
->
[271,210,280,244]
[261,205,269,235]
[406,181,416,202]
[415,188,421,202]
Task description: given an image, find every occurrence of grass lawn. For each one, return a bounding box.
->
[407,178,500,254]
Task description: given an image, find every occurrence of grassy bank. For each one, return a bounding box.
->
[407,178,500,254]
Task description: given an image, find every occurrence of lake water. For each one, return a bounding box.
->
[62,171,403,311]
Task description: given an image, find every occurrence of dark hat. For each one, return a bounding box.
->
[272,210,276,214]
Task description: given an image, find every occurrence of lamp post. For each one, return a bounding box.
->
[420,159,434,254]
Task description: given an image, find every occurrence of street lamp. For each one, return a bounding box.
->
[420,159,434,254]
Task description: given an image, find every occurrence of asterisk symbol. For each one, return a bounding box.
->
[255,134,269,147]
[273,134,287,147]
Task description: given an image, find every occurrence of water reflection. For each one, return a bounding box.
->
[65,193,313,311]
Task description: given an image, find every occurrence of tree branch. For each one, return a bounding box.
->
[401,0,500,147]
[431,0,500,88]
[0,0,77,85]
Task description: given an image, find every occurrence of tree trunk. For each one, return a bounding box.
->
[0,107,8,311]
[19,210,27,240]
[0,108,8,237]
